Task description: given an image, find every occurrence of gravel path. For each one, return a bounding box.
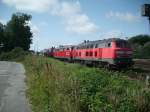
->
[0,61,31,112]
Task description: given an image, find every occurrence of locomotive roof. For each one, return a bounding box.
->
[58,45,74,48]
[54,38,127,49]
[78,38,126,46]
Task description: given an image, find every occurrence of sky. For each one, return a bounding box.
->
[0,0,150,51]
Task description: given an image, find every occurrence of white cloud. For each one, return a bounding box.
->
[51,1,80,16]
[2,0,98,34]
[2,0,58,12]
[53,1,98,34]
[106,11,140,22]
[99,30,126,39]
[66,14,98,34]
[0,19,6,24]
[31,25,40,37]
[27,21,41,51]
[27,21,40,38]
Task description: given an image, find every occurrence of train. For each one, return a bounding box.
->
[45,38,133,68]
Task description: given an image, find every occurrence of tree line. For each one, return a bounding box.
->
[0,12,32,53]
[128,34,150,59]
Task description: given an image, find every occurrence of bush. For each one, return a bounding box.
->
[0,47,28,61]
[128,35,150,59]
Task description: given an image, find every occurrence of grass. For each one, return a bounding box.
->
[23,55,150,112]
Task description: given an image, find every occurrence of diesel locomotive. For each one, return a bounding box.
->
[47,38,133,68]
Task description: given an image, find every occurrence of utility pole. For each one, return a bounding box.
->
[141,4,150,31]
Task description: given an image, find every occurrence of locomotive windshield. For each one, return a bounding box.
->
[116,40,131,48]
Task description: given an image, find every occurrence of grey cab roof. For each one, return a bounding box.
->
[55,38,127,49]
[78,38,126,47]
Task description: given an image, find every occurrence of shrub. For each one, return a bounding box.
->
[0,47,28,61]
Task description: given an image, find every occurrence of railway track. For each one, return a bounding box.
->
[133,59,150,71]
[117,59,150,82]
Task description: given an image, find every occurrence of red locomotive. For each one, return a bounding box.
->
[48,38,133,68]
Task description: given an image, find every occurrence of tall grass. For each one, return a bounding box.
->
[23,55,150,112]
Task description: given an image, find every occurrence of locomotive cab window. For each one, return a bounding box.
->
[107,43,111,47]
[90,45,93,48]
[116,41,131,48]
[95,44,98,48]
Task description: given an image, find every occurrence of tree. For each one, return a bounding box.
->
[4,12,32,51]
[142,42,150,58]
[0,23,4,43]
[128,35,150,46]
[128,35,150,58]
[0,23,5,52]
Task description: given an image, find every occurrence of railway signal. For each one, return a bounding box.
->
[141,4,150,31]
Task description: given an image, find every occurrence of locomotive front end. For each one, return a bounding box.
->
[113,39,134,68]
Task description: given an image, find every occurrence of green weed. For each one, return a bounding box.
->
[23,56,150,112]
